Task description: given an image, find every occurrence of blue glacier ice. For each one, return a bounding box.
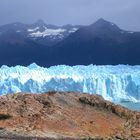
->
[0,63,140,103]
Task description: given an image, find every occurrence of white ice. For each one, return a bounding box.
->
[0,63,140,103]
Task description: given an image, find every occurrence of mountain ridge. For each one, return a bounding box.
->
[0,18,140,66]
[51,19,140,66]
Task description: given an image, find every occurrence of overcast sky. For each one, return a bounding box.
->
[0,0,140,31]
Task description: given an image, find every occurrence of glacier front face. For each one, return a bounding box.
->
[0,63,140,102]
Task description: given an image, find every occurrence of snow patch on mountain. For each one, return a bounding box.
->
[128,31,134,34]
[29,28,66,38]
[69,28,78,33]
[27,27,40,32]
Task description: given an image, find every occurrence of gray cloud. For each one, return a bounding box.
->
[0,0,140,31]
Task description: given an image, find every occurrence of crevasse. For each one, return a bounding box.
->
[0,63,140,102]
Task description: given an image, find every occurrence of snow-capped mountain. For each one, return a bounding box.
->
[0,19,81,46]
[0,18,140,66]
[27,20,80,46]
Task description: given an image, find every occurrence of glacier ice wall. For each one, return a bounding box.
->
[0,63,140,102]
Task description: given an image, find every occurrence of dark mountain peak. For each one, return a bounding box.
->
[90,18,120,32]
[95,18,107,23]
[93,18,114,26]
[34,19,46,26]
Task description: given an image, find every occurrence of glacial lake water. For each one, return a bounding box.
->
[120,102,140,111]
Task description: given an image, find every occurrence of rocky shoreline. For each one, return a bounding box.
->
[0,92,139,139]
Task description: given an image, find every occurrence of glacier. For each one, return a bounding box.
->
[0,63,140,103]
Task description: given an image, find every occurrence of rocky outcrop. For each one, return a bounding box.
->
[79,94,140,139]
[0,92,139,139]
[79,95,136,119]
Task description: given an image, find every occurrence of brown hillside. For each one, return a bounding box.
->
[0,92,139,139]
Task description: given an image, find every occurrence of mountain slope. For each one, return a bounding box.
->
[0,18,140,66]
[0,92,140,139]
[51,18,140,65]
[0,20,80,47]
[0,20,80,66]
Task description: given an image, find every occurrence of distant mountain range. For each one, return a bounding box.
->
[0,18,140,66]
[0,19,81,46]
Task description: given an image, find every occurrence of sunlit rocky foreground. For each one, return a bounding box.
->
[0,92,140,139]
